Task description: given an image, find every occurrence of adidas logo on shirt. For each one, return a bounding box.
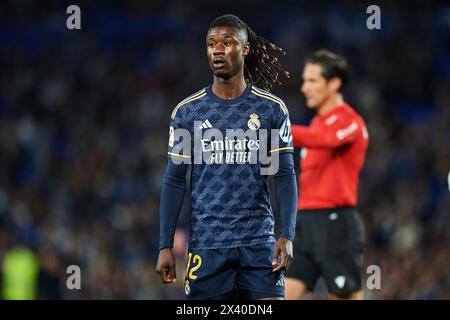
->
[198,119,213,129]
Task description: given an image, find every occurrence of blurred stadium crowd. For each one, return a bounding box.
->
[0,1,449,299]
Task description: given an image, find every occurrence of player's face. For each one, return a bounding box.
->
[301,63,332,109]
[206,26,248,79]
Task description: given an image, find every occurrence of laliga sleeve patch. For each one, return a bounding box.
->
[168,126,174,147]
[279,118,293,143]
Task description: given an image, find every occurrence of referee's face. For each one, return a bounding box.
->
[206,26,249,80]
[301,63,331,110]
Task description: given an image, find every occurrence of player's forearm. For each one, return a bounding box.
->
[159,161,188,250]
[274,153,297,241]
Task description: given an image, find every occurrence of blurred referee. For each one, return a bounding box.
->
[285,50,369,300]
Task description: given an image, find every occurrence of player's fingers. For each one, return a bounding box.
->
[285,253,293,270]
[169,263,177,283]
[161,271,176,284]
[157,264,175,283]
[272,245,281,266]
[280,250,287,268]
[155,264,163,278]
[159,261,176,283]
[160,268,171,283]
[165,274,176,283]
[273,263,283,272]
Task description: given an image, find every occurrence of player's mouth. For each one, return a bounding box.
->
[212,58,226,69]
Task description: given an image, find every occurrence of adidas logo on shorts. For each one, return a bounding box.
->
[276,276,285,287]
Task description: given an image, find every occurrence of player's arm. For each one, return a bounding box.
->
[156,159,188,283]
[291,115,360,148]
[270,100,297,272]
[156,109,190,284]
[272,152,297,272]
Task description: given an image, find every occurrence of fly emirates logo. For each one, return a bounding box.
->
[169,120,284,175]
[200,136,260,164]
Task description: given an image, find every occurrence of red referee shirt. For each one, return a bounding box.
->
[292,102,369,210]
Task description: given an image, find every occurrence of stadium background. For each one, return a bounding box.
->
[0,0,449,299]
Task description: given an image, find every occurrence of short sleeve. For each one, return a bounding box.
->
[270,101,294,154]
[167,107,191,162]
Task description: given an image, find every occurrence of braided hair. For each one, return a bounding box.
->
[209,14,290,92]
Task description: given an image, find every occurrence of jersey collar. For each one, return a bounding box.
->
[205,84,252,105]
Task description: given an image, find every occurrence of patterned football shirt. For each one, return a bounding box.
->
[168,84,293,249]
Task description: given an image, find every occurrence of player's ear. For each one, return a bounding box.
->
[328,77,342,93]
[243,42,250,56]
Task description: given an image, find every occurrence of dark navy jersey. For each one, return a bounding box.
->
[168,84,293,250]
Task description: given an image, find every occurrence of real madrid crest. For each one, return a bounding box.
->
[185,279,191,295]
[247,113,261,130]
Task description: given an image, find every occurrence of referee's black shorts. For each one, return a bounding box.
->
[287,206,365,296]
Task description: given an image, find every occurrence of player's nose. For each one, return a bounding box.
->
[213,43,225,55]
[301,83,308,95]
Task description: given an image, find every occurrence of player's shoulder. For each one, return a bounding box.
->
[341,103,366,123]
[171,87,208,119]
[249,85,289,115]
[332,103,368,139]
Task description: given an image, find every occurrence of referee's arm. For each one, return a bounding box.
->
[291,119,360,148]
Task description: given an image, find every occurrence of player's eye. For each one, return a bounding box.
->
[224,41,232,46]
[208,43,215,48]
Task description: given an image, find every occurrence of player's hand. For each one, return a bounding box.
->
[156,248,177,283]
[272,237,293,272]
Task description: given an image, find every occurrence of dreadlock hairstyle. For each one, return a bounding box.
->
[208,14,290,92]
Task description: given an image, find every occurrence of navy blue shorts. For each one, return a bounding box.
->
[184,243,285,300]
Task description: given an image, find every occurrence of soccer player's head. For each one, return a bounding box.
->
[301,49,349,109]
[207,14,289,91]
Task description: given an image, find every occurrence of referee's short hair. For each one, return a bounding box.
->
[306,49,349,93]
